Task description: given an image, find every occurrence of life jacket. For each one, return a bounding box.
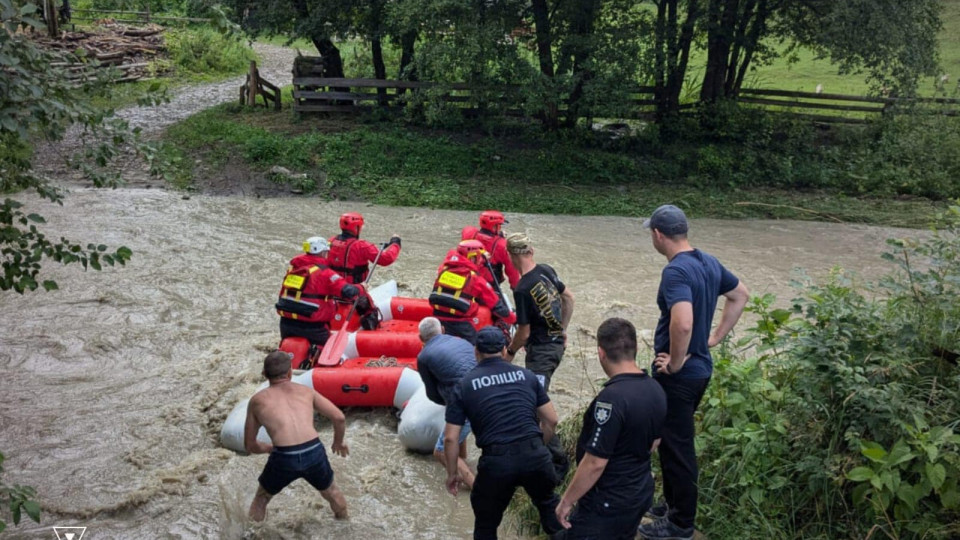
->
[328,235,368,283]
[464,227,505,283]
[430,259,481,319]
[276,264,337,324]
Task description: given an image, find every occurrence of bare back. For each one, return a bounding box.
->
[249,381,319,447]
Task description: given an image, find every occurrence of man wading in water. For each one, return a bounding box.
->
[245,351,350,521]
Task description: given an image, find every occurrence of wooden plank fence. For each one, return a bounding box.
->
[241,61,281,110]
[292,71,960,124]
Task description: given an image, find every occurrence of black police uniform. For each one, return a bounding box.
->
[446,355,563,540]
[567,372,667,540]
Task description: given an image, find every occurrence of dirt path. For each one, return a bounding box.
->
[33,42,297,185]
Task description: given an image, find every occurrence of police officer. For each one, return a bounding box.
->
[443,326,565,540]
[638,205,749,540]
[556,318,667,539]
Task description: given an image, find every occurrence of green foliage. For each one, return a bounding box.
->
[0,451,41,532]
[164,26,255,78]
[0,0,172,292]
[695,210,960,538]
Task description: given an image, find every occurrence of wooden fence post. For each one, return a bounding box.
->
[247,61,258,106]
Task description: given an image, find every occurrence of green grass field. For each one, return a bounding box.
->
[690,0,960,96]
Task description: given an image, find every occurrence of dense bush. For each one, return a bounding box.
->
[697,205,960,539]
[164,27,255,78]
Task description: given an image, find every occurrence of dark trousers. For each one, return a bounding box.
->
[439,318,478,344]
[279,318,330,347]
[524,341,564,392]
[568,498,647,540]
[471,438,562,540]
[524,341,569,477]
[655,376,710,529]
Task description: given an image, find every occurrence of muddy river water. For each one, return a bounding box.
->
[0,186,919,539]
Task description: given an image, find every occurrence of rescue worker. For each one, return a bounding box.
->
[430,240,515,344]
[328,212,402,284]
[276,237,360,348]
[556,318,667,539]
[461,210,520,289]
[443,326,565,540]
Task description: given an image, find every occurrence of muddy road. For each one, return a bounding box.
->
[0,186,917,539]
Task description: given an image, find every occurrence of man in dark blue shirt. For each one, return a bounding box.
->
[444,326,565,540]
[556,318,667,539]
[638,205,749,540]
[417,316,477,488]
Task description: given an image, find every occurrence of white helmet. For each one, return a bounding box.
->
[303,236,330,255]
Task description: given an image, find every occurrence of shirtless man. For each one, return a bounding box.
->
[245,351,350,521]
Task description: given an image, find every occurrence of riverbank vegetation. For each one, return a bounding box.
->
[509,207,960,539]
[159,102,951,228]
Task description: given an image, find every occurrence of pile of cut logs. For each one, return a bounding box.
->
[33,20,167,83]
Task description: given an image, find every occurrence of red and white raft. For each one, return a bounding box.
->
[220,280,492,454]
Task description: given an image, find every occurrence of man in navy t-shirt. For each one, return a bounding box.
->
[556,318,667,539]
[638,205,749,540]
[443,326,565,540]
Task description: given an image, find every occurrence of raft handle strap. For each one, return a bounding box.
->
[341,384,370,393]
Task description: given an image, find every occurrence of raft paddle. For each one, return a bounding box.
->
[315,242,389,368]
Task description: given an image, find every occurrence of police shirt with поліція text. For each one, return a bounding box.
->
[576,372,667,511]
[653,249,739,379]
[513,264,566,345]
[445,356,549,449]
[416,334,476,407]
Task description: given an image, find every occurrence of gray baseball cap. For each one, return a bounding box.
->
[642,204,689,235]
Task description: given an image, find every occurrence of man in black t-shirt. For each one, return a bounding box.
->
[504,233,575,392]
[443,326,565,540]
[556,318,667,539]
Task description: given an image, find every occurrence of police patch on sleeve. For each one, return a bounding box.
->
[594,401,613,425]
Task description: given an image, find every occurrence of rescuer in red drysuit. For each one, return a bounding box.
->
[277,237,362,347]
[461,210,520,289]
[430,240,516,344]
[327,212,402,284]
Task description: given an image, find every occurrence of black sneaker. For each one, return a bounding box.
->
[637,516,694,540]
[646,501,670,519]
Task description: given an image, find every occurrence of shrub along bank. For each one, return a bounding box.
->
[159,101,956,228]
[508,206,960,539]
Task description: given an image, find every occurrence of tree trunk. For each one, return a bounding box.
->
[564,0,600,127]
[398,31,417,80]
[531,0,558,129]
[372,36,387,104]
[44,0,59,37]
[312,38,345,78]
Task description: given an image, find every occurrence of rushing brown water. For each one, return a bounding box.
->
[0,186,918,539]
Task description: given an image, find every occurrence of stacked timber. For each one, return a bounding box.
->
[32,20,166,83]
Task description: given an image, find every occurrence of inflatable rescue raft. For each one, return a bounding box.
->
[220,280,492,453]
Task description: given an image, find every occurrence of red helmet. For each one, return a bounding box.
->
[457,239,486,262]
[339,212,364,236]
[479,210,506,232]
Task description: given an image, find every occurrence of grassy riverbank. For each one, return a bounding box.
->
[160,102,950,228]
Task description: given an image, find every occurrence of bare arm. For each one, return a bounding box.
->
[537,401,559,444]
[560,288,574,331]
[655,301,693,375]
[443,423,463,496]
[313,391,349,457]
[709,282,750,346]
[556,453,609,528]
[243,400,273,455]
[506,324,531,361]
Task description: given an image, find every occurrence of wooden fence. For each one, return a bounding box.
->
[241,62,281,110]
[292,74,960,124]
